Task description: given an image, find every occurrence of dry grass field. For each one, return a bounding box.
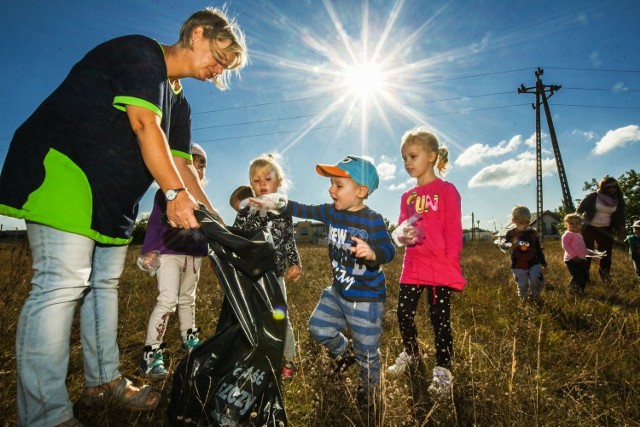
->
[0,238,639,426]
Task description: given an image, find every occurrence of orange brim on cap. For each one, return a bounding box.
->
[316,164,350,178]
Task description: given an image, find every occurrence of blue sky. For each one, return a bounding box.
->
[1,0,639,232]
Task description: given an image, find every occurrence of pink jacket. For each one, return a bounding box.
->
[562,230,588,261]
[398,178,467,291]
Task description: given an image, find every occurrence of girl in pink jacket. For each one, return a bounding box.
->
[388,128,467,398]
[562,213,600,294]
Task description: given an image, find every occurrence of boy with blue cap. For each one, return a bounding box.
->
[283,155,396,408]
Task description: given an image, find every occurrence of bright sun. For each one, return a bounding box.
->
[345,62,383,99]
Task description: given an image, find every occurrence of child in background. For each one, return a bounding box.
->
[561,213,591,294]
[387,129,466,399]
[233,154,302,378]
[502,205,547,304]
[138,143,209,379]
[625,220,640,279]
[268,155,395,406]
[229,184,253,212]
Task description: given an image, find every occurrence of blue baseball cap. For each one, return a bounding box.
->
[316,155,380,194]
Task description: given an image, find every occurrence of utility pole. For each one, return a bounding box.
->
[518,67,575,238]
[471,212,475,240]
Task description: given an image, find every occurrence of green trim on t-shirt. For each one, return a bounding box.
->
[172,149,191,160]
[0,149,131,246]
[113,96,162,118]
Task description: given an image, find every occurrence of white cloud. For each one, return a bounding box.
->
[388,177,414,191]
[467,156,556,188]
[576,12,588,24]
[388,182,408,191]
[524,131,547,148]
[592,125,640,155]
[590,51,602,67]
[572,129,596,140]
[376,161,396,181]
[455,135,522,166]
[468,33,491,54]
[612,82,628,92]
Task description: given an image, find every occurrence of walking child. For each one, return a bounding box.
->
[138,143,210,379]
[561,213,591,294]
[233,154,302,378]
[387,128,466,399]
[501,205,547,304]
[254,154,395,405]
[625,220,640,279]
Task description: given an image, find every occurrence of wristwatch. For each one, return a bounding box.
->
[165,187,186,201]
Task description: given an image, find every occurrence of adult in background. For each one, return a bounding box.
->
[0,8,247,427]
[577,176,626,282]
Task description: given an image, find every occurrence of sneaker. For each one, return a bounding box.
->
[387,351,417,374]
[281,361,297,380]
[139,343,168,380]
[182,327,202,351]
[333,347,357,375]
[428,366,453,398]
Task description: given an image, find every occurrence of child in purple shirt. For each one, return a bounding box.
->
[138,143,209,379]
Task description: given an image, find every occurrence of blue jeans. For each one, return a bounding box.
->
[511,263,544,301]
[308,286,383,387]
[16,223,128,426]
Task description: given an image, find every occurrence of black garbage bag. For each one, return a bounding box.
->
[167,208,288,426]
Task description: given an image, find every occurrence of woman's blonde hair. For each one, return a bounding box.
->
[249,153,291,193]
[179,7,248,90]
[401,127,450,175]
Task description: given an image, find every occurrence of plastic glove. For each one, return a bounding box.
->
[137,250,161,276]
[586,249,606,259]
[392,214,425,246]
[243,193,288,217]
[493,238,512,253]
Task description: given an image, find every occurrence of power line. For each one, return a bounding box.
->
[190,67,640,116]
[415,67,534,85]
[551,103,640,110]
[192,87,640,133]
[191,95,322,115]
[194,103,531,143]
[544,66,640,73]
[2,67,640,142]
[1,101,639,152]
[192,90,516,131]
[563,87,640,93]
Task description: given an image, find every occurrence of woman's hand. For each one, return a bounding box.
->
[166,190,200,229]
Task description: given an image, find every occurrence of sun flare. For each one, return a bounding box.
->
[344,61,383,99]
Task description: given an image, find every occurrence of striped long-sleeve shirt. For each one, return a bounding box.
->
[286,201,395,302]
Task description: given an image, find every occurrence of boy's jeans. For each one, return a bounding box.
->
[511,263,543,301]
[308,286,383,387]
[16,223,127,426]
